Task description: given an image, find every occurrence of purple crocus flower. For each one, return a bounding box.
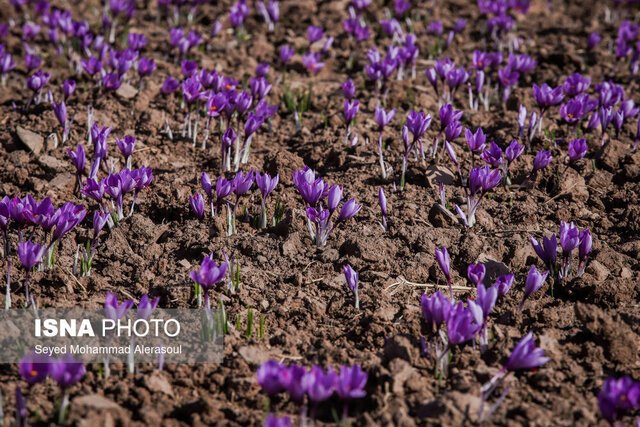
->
[256,172,279,201]
[327,185,343,212]
[162,76,179,94]
[18,240,45,275]
[337,199,361,222]
[25,53,42,72]
[62,79,76,99]
[520,265,548,308]
[92,210,110,239]
[481,141,503,167]
[138,57,156,78]
[504,332,550,371]
[342,79,356,100]
[307,25,324,44]
[447,302,482,345]
[336,364,367,400]
[116,135,136,169]
[190,255,228,308]
[587,32,601,50]
[343,99,359,124]
[378,187,387,231]
[52,101,68,139]
[302,52,324,73]
[529,234,557,274]
[257,360,284,395]
[505,140,524,164]
[67,145,86,178]
[137,294,160,320]
[597,376,640,422]
[477,283,497,318]
[375,106,395,131]
[19,351,52,384]
[467,264,486,285]
[563,73,591,97]
[264,414,291,427]
[421,290,453,331]
[50,354,85,388]
[568,139,588,163]
[303,366,337,403]
[465,127,487,152]
[102,72,122,91]
[533,150,552,172]
[343,264,359,308]
[279,45,294,64]
[189,194,205,220]
[493,274,515,296]
[104,291,134,321]
[435,246,452,296]
[279,364,307,403]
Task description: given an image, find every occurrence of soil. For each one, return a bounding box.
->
[0,0,639,425]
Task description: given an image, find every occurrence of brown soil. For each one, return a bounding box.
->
[0,0,639,425]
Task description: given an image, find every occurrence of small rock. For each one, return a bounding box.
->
[72,394,123,411]
[178,259,192,269]
[144,371,174,396]
[586,260,609,282]
[425,165,456,186]
[49,172,75,191]
[238,345,272,366]
[16,126,43,155]
[116,82,138,99]
[388,359,417,395]
[38,154,67,171]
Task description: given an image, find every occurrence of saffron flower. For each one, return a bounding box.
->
[374,106,395,178]
[529,234,557,276]
[264,414,291,427]
[189,194,205,220]
[343,264,359,308]
[342,79,356,100]
[378,187,388,231]
[479,332,549,421]
[105,291,134,321]
[455,166,502,227]
[421,290,453,332]
[257,360,284,395]
[18,240,45,303]
[598,376,640,423]
[520,265,548,309]
[343,99,359,144]
[447,302,482,345]
[493,274,515,296]
[255,172,279,228]
[19,351,53,384]
[467,263,486,285]
[190,255,228,308]
[116,135,136,169]
[568,138,588,163]
[435,246,453,297]
[303,366,337,406]
[51,354,86,423]
[302,52,325,73]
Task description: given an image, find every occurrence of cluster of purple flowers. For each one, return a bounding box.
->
[81,166,153,221]
[257,360,367,422]
[529,222,592,295]
[0,195,86,307]
[191,170,279,233]
[163,62,277,170]
[293,167,361,247]
[598,376,640,423]
[19,351,85,423]
[426,58,469,105]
